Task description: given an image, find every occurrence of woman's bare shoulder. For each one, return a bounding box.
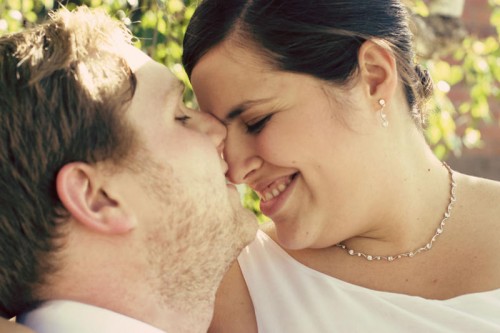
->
[457,173,500,224]
[453,173,500,281]
[208,261,257,333]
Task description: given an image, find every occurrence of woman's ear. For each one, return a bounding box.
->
[357,40,398,101]
[56,162,136,234]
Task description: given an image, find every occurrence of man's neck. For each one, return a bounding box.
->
[44,276,215,333]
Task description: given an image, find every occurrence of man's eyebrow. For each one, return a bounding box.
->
[172,80,185,96]
[225,98,273,122]
[164,79,184,102]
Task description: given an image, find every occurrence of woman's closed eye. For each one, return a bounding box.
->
[175,115,191,125]
[246,114,273,134]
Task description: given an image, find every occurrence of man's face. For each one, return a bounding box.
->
[114,47,258,305]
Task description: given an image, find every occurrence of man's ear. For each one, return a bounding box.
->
[56,162,136,234]
[357,40,398,102]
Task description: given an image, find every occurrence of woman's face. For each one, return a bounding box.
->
[191,42,386,250]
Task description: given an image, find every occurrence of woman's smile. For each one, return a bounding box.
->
[253,173,299,217]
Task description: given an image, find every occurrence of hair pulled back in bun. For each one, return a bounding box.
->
[183,0,434,128]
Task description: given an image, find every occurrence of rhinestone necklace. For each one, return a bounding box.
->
[335,162,456,262]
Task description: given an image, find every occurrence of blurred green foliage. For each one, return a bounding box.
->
[0,0,198,103]
[412,0,500,159]
[1,0,499,222]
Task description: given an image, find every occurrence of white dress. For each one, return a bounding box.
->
[238,230,500,333]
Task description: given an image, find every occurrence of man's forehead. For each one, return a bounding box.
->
[121,45,152,72]
[119,45,184,110]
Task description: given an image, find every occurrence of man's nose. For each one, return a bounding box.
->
[223,130,263,184]
[195,112,227,155]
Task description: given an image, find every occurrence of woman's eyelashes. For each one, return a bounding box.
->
[175,115,191,125]
[246,114,273,134]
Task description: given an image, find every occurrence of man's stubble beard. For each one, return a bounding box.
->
[141,161,255,311]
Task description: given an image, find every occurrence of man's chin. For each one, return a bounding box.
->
[235,209,259,248]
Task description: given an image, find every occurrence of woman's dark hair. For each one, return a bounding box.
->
[182,0,433,127]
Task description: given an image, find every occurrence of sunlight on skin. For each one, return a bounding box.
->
[122,44,151,72]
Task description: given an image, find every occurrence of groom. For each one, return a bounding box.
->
[0,6,257,333]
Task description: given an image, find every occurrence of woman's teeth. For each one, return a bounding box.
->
[259,178,292,202]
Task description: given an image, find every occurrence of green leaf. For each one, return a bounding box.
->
[167,0,185,14]
[432,61,451,82]
[463,128,483,149]
[448,66,464,85]
[410,0,429,16]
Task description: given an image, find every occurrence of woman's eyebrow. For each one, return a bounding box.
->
[224,97,274,123]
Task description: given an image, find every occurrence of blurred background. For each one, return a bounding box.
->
[1,0,499,220]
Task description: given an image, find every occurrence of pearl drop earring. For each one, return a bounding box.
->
[378,98,388,128]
